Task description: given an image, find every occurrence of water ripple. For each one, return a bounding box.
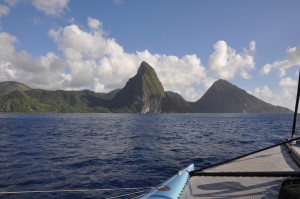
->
[0,113,296,198]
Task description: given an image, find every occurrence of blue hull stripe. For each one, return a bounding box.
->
[140,164,194,199]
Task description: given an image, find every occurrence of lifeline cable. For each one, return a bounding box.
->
[0,186,154,195]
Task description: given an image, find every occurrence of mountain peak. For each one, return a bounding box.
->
[210,79,241,92]
[214,79,229,84]
[0,81,31,95]
[112,61,166,113]
[213,79,233,87]
[137,61,155,75]
[193,79,292,113]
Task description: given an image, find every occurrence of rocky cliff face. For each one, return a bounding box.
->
[112,61,166,113]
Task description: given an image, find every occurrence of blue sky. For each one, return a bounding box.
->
[0,0,299,109]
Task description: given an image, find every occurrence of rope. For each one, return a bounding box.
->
[0,186,154,195]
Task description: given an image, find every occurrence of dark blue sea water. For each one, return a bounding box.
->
[0,113,298,198]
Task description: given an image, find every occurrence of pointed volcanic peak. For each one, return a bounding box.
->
[193,79,292,113]
[136,61,165,97]
[0,81,31,95]
[112,61,166,113]
[137,61,156,75]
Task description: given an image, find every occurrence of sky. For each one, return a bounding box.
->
[0,0,299,110]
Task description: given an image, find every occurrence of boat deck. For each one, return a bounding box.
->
[181,145,300,199]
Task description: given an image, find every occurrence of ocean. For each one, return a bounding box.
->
[0,113,297,198]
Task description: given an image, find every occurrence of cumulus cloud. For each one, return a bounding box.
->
[32,0,69,16]
[248,85,296,110]
[0,16,261,102]
[0,32,66,89]
[48,18,207,101]
[249,74,298,110]
[207,40,255,80]
[279,77,298,87]
[0,16,264,103]
[261,46,300,77]
[88,17,101,30]
[249,86,274,101]
[0,4,9,17]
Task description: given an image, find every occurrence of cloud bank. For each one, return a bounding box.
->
[249,83,297,110]
[0,32,66,89]
[249,74,298,110]
[48,18,209,100]
[254,44,299,110]
[0,17,260,103]
[261,46,300,77]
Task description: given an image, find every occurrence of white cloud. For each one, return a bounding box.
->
[0,32,67,89]
[87,17,101,30]
[0,32,17,57]
[0,17,266,104]
[261,46,300,77]
[0,17,261,103]
[32,0,69,16]
[201,77,217,90]
[260,63,272,75]
[248,85,296,110]
[279,77,298,87]
[0,4,9,17]
[250,86,274,101]
[48,19,207,100]
[249,40,256,52]
[134,51,205,101]
[207,40,255,80]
